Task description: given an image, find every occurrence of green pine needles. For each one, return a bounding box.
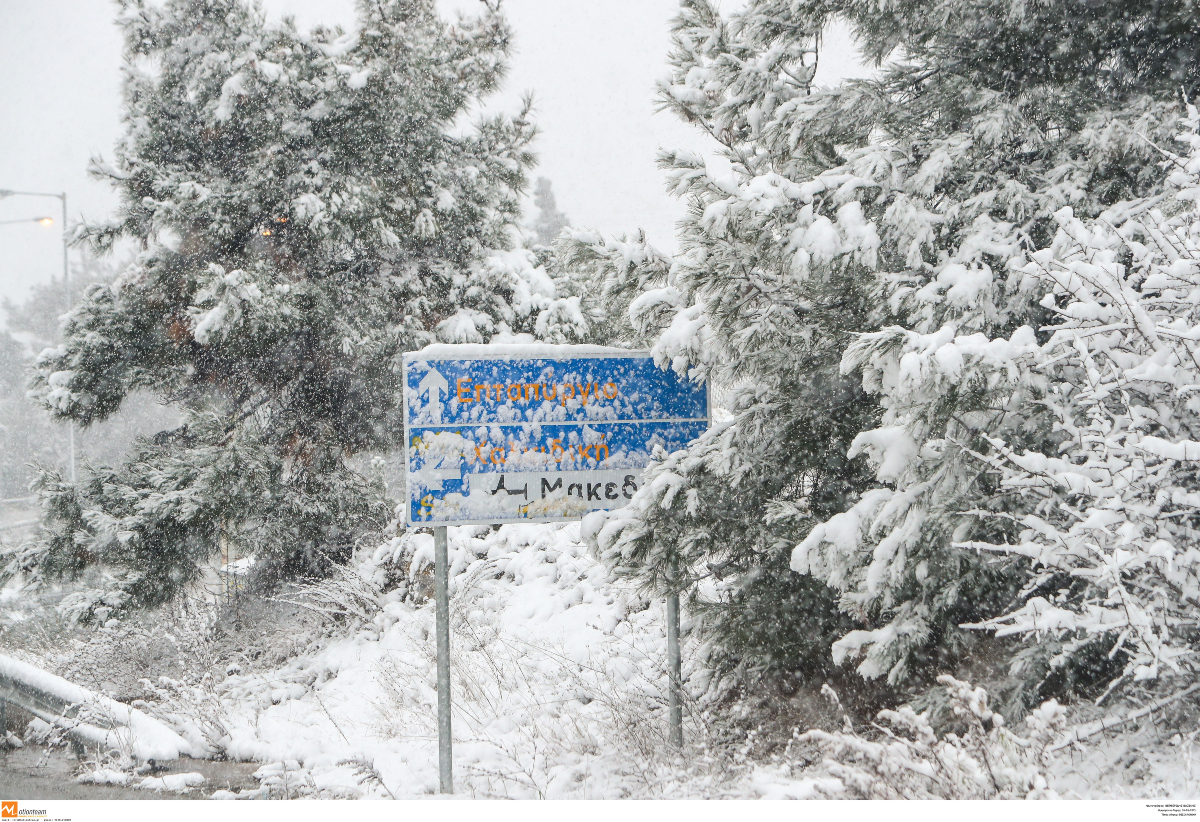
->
[7,0,583,616]
[581,0,1200,705]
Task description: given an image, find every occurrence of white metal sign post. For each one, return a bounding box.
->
[403,344,709,792]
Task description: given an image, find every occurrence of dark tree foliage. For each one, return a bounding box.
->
[9,0,582,615]
[577,0,1196,700]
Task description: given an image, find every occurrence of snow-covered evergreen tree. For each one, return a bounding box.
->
[529,177,570,246]
[7,0,584,614]
[0,254,177,502]
[582,0,1196,693]
[816,103,1200,697]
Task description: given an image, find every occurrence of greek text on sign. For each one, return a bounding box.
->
[403,344,709,525]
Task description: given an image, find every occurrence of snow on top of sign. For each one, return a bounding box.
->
[405,343,645,361]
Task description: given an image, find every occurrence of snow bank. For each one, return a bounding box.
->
[77,768,132,786]
[205,523,831,798]
[137,773,205,792]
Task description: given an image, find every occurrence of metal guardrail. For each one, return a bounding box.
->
[0,664,109,755]
[0,655,193,760]
[0,668,89,726]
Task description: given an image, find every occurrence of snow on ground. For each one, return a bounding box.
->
[144,522,1198,800]
[11,519,1198,799]
[197,522,767,799]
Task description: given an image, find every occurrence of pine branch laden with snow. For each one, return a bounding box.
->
[801,675,1066,799]
[10,0,586,611]
[800,105,1200,689]
[553,227,675,349]
[574,0,1200,689]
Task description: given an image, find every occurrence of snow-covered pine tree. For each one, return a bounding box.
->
[579,0,886,687]
[519,177,598,344]
[7,0,585,615]
[581,0,1197,695]
[826,104,1200,698]
[530,177,570,246]
[790,0,1200,699]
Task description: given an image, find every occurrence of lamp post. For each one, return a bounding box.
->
[0,217,54,226]
[0,188,75,483]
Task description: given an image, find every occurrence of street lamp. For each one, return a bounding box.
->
[0,216,53,226]
[0,188,75,483]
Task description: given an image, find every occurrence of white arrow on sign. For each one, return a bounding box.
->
[418,366,450,423]
[416,465,461,491]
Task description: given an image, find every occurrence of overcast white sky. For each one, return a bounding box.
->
[0,0,865,312]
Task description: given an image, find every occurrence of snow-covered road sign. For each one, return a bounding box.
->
[403,344,709,525]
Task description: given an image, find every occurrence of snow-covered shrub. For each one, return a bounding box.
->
[47,600,217,697]
[138,674,233,758]
[804,104,1200,693]
[964,108,1200,686]
[801,675,1066,799]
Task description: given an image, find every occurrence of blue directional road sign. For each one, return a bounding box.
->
[403,345,710,525]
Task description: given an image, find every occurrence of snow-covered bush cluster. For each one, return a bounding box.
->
[801,676,1066,799]
[798,106,1200,692]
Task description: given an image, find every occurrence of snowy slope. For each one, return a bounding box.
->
[117,522,1197,800]
[180,523,840,798]
[206,524,683,797]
